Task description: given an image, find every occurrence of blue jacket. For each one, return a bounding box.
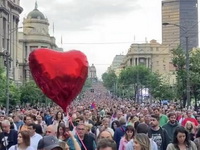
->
[114,125,126,149]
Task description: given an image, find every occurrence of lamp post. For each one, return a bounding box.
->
[0,26,34,115]
[162,22,190,109]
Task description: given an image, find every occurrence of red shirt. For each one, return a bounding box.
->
[181,117,199,126]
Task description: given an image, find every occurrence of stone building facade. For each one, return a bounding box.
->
[121,40,176,85]
[17,2,62,84]
[0,0,23,81]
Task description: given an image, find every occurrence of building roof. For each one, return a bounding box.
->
[27,2,45,20]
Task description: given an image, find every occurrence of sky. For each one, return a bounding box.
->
[19,0,163,79]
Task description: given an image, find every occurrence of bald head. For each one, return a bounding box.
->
[46,125,57,136]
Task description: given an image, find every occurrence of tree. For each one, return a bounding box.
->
[0,67,20,106]
[118,65,169,101]
[102,70,117,91]
[190,49,200,109]
[20,81,46,104]
[172,46,187,107]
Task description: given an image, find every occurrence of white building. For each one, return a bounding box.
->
[17,2,62,84]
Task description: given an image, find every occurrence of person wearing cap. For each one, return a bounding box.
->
[38,136,63,150]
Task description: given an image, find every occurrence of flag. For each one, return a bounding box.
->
[90,102,96,109]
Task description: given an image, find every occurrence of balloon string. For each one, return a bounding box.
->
[66,109,88,150]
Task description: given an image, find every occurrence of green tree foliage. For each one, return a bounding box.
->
[190,49,200,108]
[102,71,117,90]
[20,81,46,104]
[172,46,187,107]
[0,68,20,106]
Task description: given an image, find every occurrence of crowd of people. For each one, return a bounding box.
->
[0,82,200,150]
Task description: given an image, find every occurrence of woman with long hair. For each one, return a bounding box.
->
[185,121,195,141]
[57,122,67,141]
[119,125,135,150]
[134,133,151,150]
[166,126,197,150]
[8,131,34,150]
[53,111,66,129]
[111,120,120,132]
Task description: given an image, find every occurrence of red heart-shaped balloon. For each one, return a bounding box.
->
[29,48,88,110]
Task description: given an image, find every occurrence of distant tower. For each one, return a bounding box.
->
[162,0,198,51]
[88,64,97,82]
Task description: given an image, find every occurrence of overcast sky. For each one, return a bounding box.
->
[19,0,165,79]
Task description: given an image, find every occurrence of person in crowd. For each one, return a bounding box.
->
[7,117,17,130]
[97,130,113,140]
[114,117,127,149]
[119,125,135,150]
[65,130,81,150]
[74,123,96,150]
[185,121,196,141]
[84,110,95,125]
[127,116,139,127]
[85,123,96,139]
[162,112,179,142]
[20,115,33,131]
[111,120,120,132]
[46,125,57,136]
[181,110,199,127]
[27,123,43,149]
[8,131,34,150]
[166,126,197,150]
[38,136,64,150]
[13,115,24,130]
[97,118,114,136]
[0,120,18,150]
[133,133,151,150]
[97,138,116,150]
[53,111,66,129]
[35,124,43,135]
[148,114,169,150]
[46,110,55,126]
[57,122,67,141]
[153,107,168,127]
[125,123,157,150]
[194,128,200,149]
[35,114,47,133]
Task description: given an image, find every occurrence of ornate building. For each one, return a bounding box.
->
[17,2,62,84]
[88,64,97,82]
[109,55,125,76]
[0,0,23,80]
[121,40,176,84]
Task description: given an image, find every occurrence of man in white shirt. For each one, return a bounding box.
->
[27,123,42,149]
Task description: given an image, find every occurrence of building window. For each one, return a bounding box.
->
[30,46,38,51]
[156,47,159,51]
[130,58,132,66]
[25,46,28,58]
[163,65,166,70]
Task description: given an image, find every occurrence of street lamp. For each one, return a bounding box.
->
[0,26,34,115]
[162,22,190,109]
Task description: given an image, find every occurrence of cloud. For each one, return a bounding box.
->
[21,0,141,32]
